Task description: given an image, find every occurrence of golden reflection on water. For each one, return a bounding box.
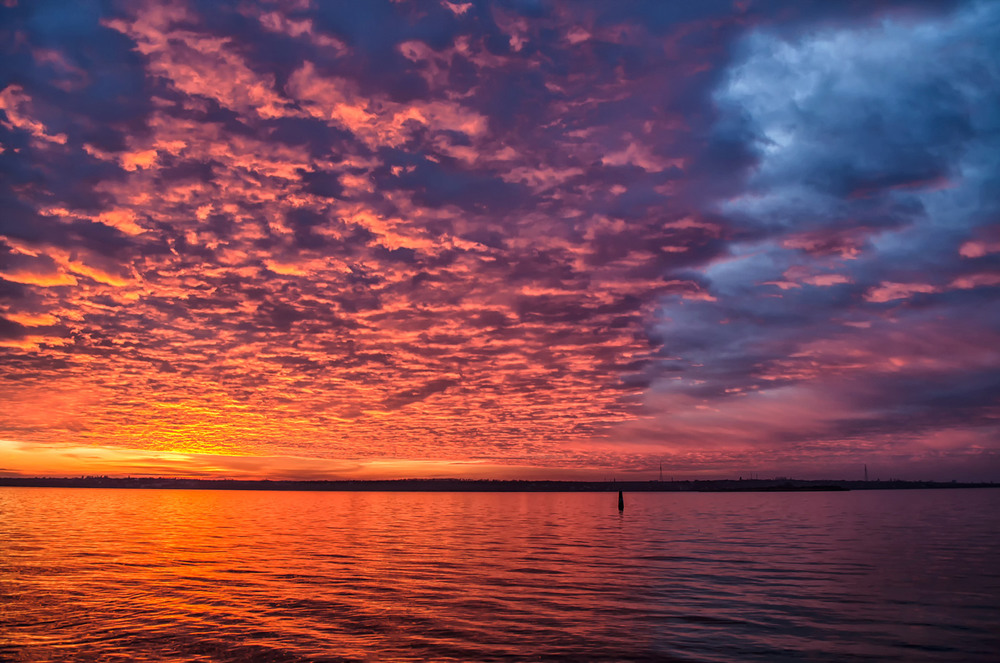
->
[1,488,999,661]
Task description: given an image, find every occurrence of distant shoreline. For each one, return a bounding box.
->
[0,477,996,492]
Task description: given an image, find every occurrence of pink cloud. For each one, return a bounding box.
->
[950,272,1000,289]
[959,240,1000,258]
[766,265,851,290]
[0,85,68,145]
[865,281,940,303]
[287,61,487,150]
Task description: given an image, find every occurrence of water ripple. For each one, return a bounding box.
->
[1,488,998,661]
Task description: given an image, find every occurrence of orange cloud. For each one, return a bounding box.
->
[120,149,159,171]
[3,311,59,326]
[0,268,78,287]
[96,209,146,236]
[107,5,292,119]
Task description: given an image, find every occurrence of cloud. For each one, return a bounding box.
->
[0,0,997,479]
[638,1,1000,476]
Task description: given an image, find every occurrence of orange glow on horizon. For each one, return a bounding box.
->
[0,440,647,481]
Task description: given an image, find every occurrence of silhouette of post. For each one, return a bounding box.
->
[618,490,624,512]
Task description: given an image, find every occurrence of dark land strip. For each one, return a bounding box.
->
[0,477,995,492]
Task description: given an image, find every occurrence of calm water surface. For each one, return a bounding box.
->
[1,488,998,662]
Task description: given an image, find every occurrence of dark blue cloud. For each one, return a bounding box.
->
[639,0,1000,461]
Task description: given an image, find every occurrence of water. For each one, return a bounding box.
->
[1,488,998,662]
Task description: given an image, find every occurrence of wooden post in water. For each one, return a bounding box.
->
[618,490,624,512]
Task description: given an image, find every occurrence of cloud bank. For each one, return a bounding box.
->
[1,0,997,479]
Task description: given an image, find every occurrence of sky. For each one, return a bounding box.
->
[1,0,998,481]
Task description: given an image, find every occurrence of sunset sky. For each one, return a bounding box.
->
[1,0,998,480]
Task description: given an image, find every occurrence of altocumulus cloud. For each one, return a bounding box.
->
[0,0,997,479]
